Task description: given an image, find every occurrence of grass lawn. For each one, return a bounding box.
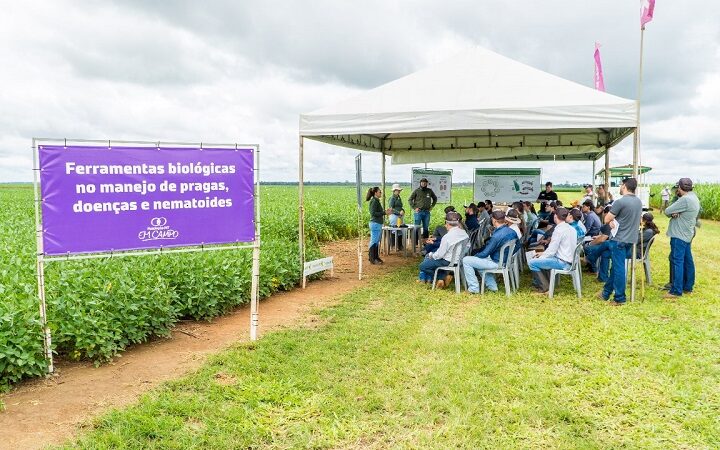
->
[64,208,720,449]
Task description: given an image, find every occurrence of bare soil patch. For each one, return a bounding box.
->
[0,240,415,450]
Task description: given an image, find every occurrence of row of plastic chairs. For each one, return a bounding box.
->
[432,237,584,298]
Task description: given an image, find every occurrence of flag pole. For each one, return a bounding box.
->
[631,12,649,302]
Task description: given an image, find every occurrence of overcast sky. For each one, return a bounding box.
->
[1,1,718,184]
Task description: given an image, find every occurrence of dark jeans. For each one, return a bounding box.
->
[584,241,611,282]
[602,240,633,303]
[414,210,431,238]
[418,257,450,281]
[669,237,695,296]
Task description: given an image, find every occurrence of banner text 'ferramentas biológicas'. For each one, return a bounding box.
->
[39,145,255,255]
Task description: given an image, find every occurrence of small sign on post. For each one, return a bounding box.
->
[303,256,334,288]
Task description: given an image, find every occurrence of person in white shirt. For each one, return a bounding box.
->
[582,184,594,203]
[660,186,671,213]
[528,208,577,293]
[417,211,469,286]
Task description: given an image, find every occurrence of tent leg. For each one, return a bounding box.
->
[299,135,306,289]
[591,158,596,203]
[604,150,610,194]
[381,150,386,209]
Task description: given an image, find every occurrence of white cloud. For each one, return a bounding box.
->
[1,0,719,184]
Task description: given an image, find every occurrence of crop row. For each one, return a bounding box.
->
[0,186,362,389]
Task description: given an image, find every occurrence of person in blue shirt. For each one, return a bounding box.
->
[566,208,586,240]
[462,210,518,294]
[464,203,480,231]
[581,200,602,237]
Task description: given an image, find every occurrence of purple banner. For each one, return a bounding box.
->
[39,145,255,255]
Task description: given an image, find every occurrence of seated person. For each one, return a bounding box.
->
[484,199,494,212]
[506,208,523,240]
[567,208,586,240]
[636,212,660,259]
[464,203,481,231]
[523,201,539,229]
[417,212,469,285]
[582,200,602,237]
[528,219,551,248]
[422,206,458,254]
[583,223,612,282]
[528,207,577,293]
[462,210,518,294]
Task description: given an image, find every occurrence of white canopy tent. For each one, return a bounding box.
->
[297,46,640,295]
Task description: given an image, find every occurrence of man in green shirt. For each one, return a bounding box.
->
[664,178,701,298]
[408,178,437,239]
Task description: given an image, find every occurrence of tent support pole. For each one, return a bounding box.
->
[381,149,386,209]
[591,158,596,203]
[604,150,610,190]
[299,135,306,289]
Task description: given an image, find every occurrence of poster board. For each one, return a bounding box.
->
[410,168,452,204]
[38,144,255,255]
[473,168,542,204]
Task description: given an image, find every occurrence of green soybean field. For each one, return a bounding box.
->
[0,185,366,390]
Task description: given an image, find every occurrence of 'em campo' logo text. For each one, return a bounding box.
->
[138,217,179,242]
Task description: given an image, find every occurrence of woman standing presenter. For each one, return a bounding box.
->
[367,187,391,265]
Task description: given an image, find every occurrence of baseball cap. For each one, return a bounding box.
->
[677,178,693,191]
[420,177,429,183]
[445,211,462,223]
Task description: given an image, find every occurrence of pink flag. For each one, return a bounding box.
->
[641,0,655,29]
[594,42,605,92]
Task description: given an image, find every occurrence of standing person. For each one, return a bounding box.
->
[537,182,558,220]
[388,183,405,251]
[408,178,437,239]
[598,178,643,305]
[388,184,405,226]
[664,178,701,299]
[462,210,518,294]
[366,187,391,265]
[582,184,594,203]
[660,186,671,213]
[527,208,577,294]
[417,212,468,286]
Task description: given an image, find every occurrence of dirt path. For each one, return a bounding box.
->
[0,240,416,450]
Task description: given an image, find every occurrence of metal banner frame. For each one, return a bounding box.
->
[32,138,262,373]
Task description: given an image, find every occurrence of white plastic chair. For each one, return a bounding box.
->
[548,243,583,299]
[432,238,471,294]
[478,240,516,297]
[625,234,657,284]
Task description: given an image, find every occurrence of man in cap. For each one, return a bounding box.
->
[418,211,468,286]
[528,207,577,294]
[598,177,643,305]
[408,177,438,239]
[664,178,701,299]
[582,184,594,203]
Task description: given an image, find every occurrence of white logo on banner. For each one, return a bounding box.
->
[138,217,179,242]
